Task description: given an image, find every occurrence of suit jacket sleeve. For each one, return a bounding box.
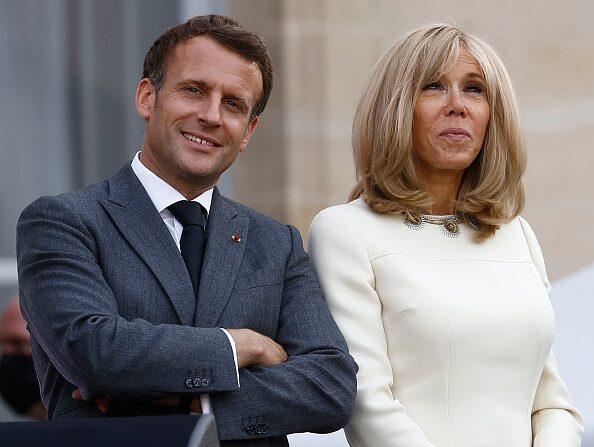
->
[309,210,436,447]
[17,194,239,401]
[212,224,358,440]
[519,218,583,446]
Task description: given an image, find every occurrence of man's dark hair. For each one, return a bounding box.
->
[142,15,273,119]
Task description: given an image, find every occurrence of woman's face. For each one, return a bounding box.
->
[412,49,490,180]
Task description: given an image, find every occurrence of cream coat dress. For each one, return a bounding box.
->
[309,198,583,447]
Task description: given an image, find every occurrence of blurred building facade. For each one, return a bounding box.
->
[226,0,594,281]
[0,0,591,441]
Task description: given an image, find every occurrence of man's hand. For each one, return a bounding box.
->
[72,388,110,413]
[152,396,202,413]
[227,328,288,368]
[72,390,203,413]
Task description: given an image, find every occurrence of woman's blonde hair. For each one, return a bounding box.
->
[350,24,526,240]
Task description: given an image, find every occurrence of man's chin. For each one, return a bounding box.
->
[179,167,221,189]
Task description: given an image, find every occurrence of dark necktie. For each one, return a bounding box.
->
[168,201,207,298]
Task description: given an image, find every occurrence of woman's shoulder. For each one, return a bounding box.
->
[497,215,540,246]
[309,198,401,250]
[312,197,377,225]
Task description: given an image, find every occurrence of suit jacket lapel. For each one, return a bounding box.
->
[99,164,196,326]
[194,188,248,327]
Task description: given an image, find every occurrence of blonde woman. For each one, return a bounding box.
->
[309,24,583,447]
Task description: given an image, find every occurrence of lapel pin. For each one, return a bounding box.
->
[231,233,241,242]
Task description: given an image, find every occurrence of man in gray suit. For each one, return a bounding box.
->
[16,15,357,446]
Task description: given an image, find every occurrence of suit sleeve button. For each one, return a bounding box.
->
[201,378,210,387]
[185,378,194,388]
[193,377,202,387]
[245,424,256,435]
[255,423,269,434]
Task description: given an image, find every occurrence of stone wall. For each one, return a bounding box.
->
[230,0,594,280]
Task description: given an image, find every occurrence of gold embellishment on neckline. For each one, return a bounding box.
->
[404,214,461,238]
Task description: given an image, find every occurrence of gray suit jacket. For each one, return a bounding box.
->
[16,163,357,444]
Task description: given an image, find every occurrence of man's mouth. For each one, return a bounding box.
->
[182,132,217,147]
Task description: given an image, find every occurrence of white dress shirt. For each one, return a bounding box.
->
[131,152,239,414]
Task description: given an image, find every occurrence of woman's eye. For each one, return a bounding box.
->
[466,83,484,94]
[422,82,442,91]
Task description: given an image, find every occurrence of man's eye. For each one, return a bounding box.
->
[186,87,199,94]
[225,100,241,110]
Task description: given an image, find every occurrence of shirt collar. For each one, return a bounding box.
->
[131,152,213,216]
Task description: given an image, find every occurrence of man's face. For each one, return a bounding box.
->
[136,35,262,197]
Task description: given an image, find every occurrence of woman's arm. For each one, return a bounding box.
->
[309,208,436,447]
[531,352,583,447]
[519,217,584,446]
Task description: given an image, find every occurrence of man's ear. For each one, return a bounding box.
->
[136,79,156,121]
[239,116,259,152]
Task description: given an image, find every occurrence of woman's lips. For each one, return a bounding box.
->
[439,128,470,140]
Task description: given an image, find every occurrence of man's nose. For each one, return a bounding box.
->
[197,97,223,126]
[444,88,467,117]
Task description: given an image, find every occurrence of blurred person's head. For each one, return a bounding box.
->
[0,295,45,418]
[350,23,526,240]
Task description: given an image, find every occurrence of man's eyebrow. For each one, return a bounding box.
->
[175,80,249,101]
[225,92,249,104]
[177,79,209,88]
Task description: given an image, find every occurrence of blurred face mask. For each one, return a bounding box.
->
[0,354,41,414]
